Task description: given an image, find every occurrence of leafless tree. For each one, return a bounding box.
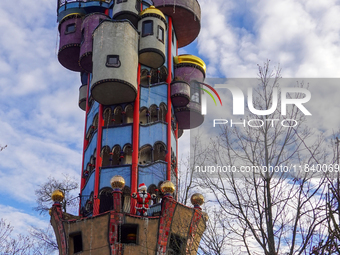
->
[34,174,78,214]
[29,225,58,254]
[193,61,330,254]
[0,218,36,255]
[0,144,7,151]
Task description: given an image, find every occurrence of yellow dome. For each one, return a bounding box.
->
[51,190,64,203]
[174,55,206,74]
[140,6,166,20]
[191,193,204,206]
[110,175,125,190]
[160,180,175,195]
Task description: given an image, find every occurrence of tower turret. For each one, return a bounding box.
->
[51,0,207,254]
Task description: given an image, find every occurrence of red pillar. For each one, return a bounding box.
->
[166,17,173,181]
[131,64,141,214]
[93,104,103,216]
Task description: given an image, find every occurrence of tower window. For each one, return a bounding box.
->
[119,224,138,244]
[106,55,121,68]
[65,23,76,34]
[190,82,200,103]
[157,26,164,43]
[70,232,83,253]
[142,20,153,37]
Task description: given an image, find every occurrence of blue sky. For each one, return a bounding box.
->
[1,0,340,240]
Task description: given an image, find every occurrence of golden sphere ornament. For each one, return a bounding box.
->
[191,193,204,206]
[51,190,64,203]
[160,180,175,195]
[110,175,125,191]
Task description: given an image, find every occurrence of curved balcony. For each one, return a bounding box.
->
[57,0,112,22]
[153,0,201,47]
[171,80,190,107]
[174,101,204,129]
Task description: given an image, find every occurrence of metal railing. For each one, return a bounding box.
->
[148,203,162,216]
[58,0,112,8]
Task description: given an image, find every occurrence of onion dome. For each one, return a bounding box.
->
[174,55,206,74]
[51,190,65,203]
[110,175,125,191]
[160,180,175,195]
[140,6,166,21]
[191,193,204,206]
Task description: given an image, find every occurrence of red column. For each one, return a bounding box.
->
[131,64,141,214]
[79,74,90,215]
[166,17,173,181]
[93,104,103,216]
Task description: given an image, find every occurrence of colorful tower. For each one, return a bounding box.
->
[51,0,207,254]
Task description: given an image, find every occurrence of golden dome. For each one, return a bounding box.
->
[174,55,207,74]
[160,180,175,195]
[110,175,125,190]
[140,6,166,20]
[191,193,204,206]
[51,190,64,203]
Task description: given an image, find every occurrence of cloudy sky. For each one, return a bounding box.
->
[1,0,340,240]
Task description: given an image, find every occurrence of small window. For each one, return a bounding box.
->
[142,20,153,37]
[117,0,127,3]
[135,0,141,12]
[106,55,121,68]
[172,29,175,45]
[190,82,201,103]
[70,233,83,253]
[65,23,76,34]
[119,224,138,244]
[157,26,164,43]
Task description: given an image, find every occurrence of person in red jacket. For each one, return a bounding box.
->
[132,183,156,216]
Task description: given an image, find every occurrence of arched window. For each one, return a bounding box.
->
[111,145,121,166]
[139,145,152,165]
[90,152,96,172]
[149,104,158,123]
[154,142,167,162]
[101,146,111,167]
[113,106,123,125]
[150,68,158,84]
[99,188,113,214]
[140,107,148,124]
[122,144,132,165]
[159,103,167,122]
[122,186,131,213]
[93,113,99,130]
[158,66,167,83]
[124,104,133,124]
[103,108,113,126]
[140,69,150,86]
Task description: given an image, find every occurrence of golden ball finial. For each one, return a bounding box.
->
[160,180,175,195]
[51,189,64,203]
[191,193,204,206]
[110,175,125,191]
